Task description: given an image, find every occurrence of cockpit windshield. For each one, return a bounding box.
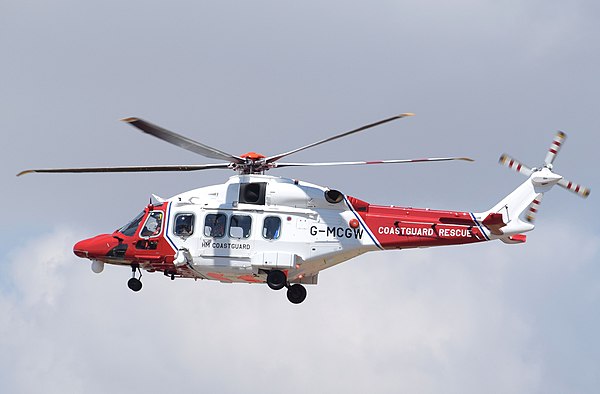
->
[118,211,145,236]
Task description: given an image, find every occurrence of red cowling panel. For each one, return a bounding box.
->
[482,213,504,226]
[346,196,370,212]
[482,212,505,235]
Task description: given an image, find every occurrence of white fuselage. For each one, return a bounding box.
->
[164,174,377,284]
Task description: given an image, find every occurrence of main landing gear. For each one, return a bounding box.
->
[286,283,307,304]
[266,269,307,304]
[127,264,142,292]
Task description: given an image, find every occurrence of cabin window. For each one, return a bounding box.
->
[174,213,195,237]
[230,215,252,239]
[118,211,144,236]
[140,211,164,238]
[204,213,227,238]
[263,216,281,240]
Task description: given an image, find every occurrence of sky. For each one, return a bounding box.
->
[1,0,599,393]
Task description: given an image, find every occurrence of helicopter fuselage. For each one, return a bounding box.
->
[74,174,490,285]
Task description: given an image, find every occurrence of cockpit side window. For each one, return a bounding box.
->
[263,216,281,240]
[230,215,252,239]
[140,211,164,238]
[174,213,195,237]
[118,211,145,236]
[204,213,227,238]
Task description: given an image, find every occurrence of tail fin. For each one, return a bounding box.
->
[476,131,590,241]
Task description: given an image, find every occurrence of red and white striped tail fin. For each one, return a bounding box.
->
[544,131,566,167]
[557,178,591,198]
[525,194,544,223]
[498,154,533,176]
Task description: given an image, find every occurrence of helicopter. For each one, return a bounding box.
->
[18,115,590,304]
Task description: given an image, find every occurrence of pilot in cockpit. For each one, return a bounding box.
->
[141,212,163,237]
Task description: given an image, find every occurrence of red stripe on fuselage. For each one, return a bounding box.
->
[347,196,487,249]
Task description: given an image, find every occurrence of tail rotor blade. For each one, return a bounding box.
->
[544,131,567,167]
[557,178,591,198]
[525,194,544,223]
[498,154,533,176]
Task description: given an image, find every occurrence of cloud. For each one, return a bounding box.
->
[0,221,597,394]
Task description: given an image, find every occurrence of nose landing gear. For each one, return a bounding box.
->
[266,269,307,304]
[127,264,143,292]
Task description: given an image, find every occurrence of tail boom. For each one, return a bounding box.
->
[346,197,490,250]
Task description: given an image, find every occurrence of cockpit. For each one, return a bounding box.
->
[116,206,165,239]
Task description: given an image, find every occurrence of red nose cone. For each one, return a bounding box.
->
[73,234,119,259]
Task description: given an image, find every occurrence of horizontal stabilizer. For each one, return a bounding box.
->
[501,234,527,244]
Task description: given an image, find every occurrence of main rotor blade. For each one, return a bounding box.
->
[557,178,591,198]
[544,131,566,167]
[498,154,533,176]
[273,157,473,168]
[264,113,415,164]
[122,117,246,164]
[17,163,231,176]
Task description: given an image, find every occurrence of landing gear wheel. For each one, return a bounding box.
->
[127,278,142,292]
[128,264,143,292]
[286,284,307,304]
[267,270,286,291]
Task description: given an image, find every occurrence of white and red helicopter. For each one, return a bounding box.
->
[18,114,590,303]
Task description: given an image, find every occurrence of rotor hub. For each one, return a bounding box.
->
[240,152,266,160]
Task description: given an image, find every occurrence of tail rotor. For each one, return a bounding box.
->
[499,131,590,199]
